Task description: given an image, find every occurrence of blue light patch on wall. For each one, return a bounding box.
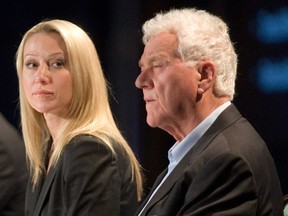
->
[256,58,288,94]
[254,7,288,44]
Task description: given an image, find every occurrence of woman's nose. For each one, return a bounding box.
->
[35,65,50,84]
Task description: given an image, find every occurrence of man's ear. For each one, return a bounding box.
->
[197,61,215,95]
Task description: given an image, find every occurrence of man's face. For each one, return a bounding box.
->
[136,32,201,133]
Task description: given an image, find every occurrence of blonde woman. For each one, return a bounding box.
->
[16,19,142,216]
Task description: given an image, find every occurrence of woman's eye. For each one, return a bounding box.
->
[50,60,65,68]
[25,61,38,69]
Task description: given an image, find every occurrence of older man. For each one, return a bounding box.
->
[135,8,283,215]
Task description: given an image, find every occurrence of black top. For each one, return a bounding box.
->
[0,113,28,216]
[25,135,138,216]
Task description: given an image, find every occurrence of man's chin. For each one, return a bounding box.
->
[146,117,158,128]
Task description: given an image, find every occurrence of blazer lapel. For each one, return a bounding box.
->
[136,168,168,215]
[140,104,242,215]
[33,166,57,216]
[141,138,210,214]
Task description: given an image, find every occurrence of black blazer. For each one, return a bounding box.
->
[0,113,28,216]
[136,104,283,216]
[25,135,138,216]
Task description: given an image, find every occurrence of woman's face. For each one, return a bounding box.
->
[22,32,72,118]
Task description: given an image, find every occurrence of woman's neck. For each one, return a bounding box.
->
[43,113,66,143]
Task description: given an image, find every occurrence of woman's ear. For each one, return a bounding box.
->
[197,61,215,95]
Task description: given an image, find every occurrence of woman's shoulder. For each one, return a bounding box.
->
[62,134,132,168]
[64,134,127,159]
[63,134,115,159]
[70,134,104,144]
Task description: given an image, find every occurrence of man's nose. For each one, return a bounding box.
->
[135,72,143,89]
[135,68,154,89]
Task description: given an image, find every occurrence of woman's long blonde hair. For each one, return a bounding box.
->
[16,19,142,200]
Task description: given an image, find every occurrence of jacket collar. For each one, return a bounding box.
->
[32,165,58,216]
[137,104,242,215]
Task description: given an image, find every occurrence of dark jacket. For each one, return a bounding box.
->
[0,113,28,216]
[25,135,138,216]
[136,104,283,216]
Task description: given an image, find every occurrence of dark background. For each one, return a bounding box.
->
[0,0,287,197]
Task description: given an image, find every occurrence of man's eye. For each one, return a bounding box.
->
[152,60,168,69]
[153,64,162,68]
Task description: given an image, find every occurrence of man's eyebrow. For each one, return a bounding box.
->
[139,54,169,68]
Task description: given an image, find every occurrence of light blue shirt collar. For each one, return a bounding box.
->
[167,101,231,174]
[138,101,231,216]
